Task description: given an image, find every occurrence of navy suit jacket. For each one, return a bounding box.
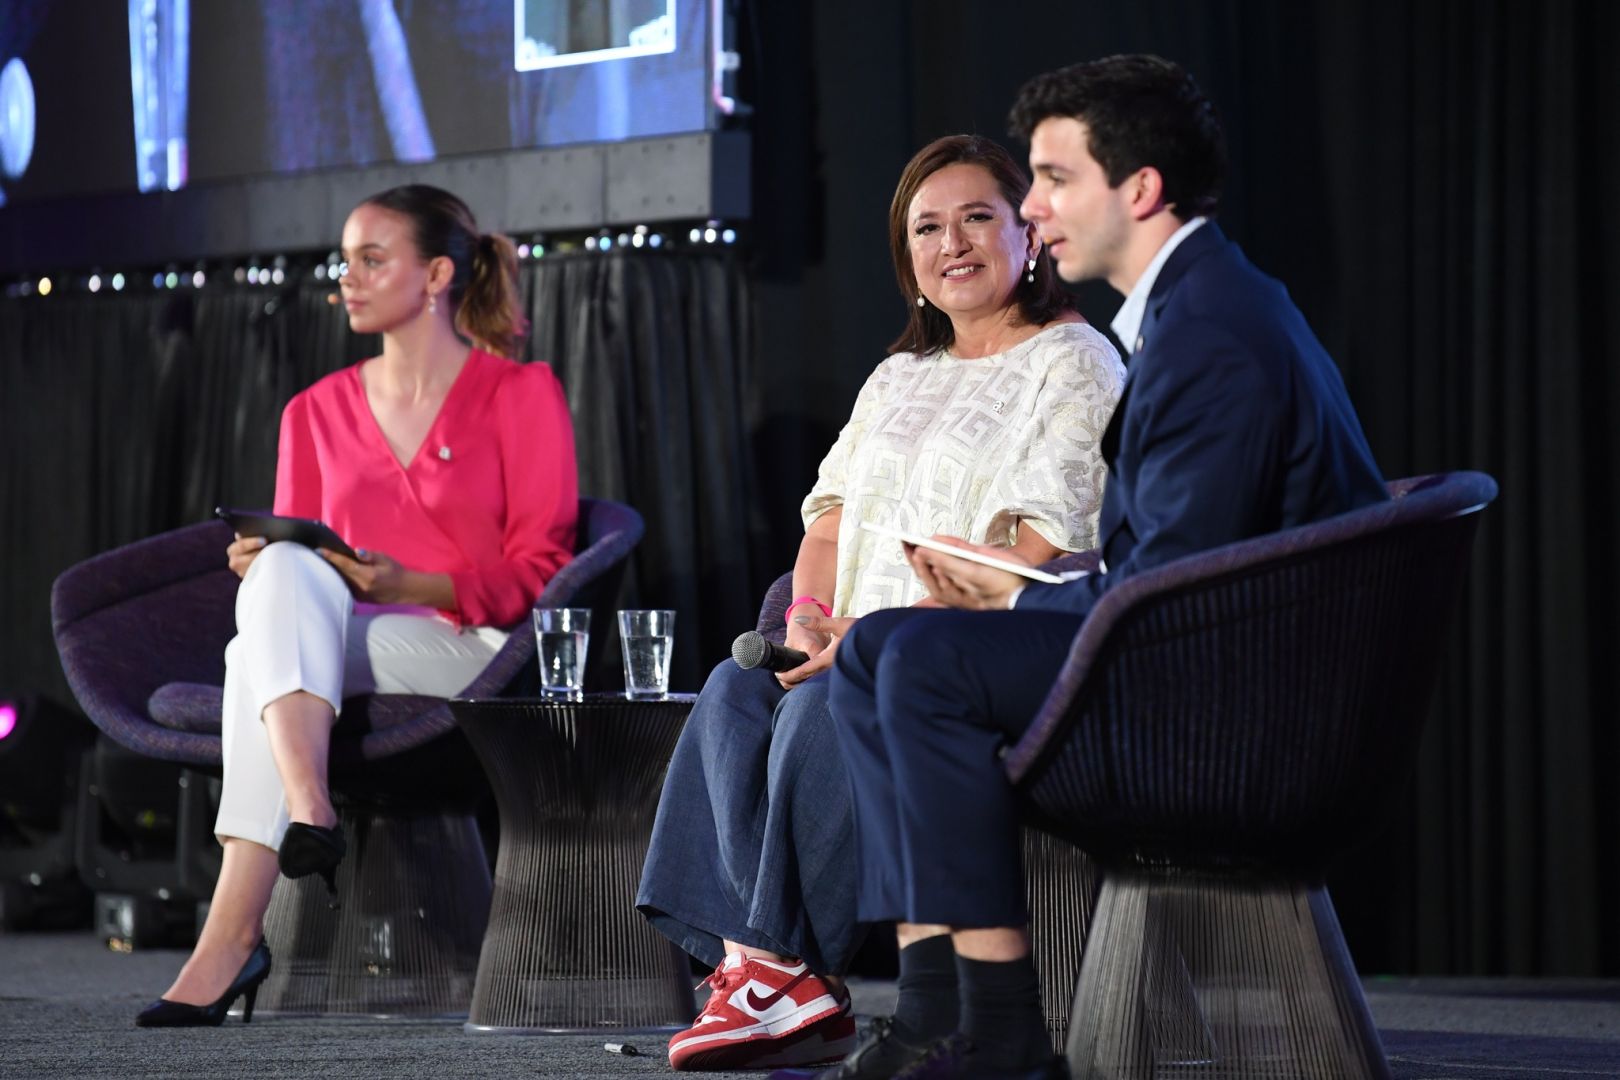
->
[1018,223,1387,619]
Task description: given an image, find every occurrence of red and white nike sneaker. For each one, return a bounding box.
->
[668,952,856,1070]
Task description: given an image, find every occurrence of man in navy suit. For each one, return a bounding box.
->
[792,56,1387,1080]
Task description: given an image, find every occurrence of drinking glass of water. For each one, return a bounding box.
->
[618,610,675,699]
[534,608,591,698]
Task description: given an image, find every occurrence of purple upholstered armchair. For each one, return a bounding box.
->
[1003,472,1498,1079]
[51,496,644,1016]
[53,497,643,768]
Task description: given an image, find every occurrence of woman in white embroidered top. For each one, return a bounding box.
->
[637,135,1125,1072]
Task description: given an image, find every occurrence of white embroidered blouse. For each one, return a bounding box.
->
[801,320,1125,617]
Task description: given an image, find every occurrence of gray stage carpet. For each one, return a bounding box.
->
[2,933,1618,1078]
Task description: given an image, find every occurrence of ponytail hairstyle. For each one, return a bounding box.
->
[461,231,525,358]
[360,184,528,357]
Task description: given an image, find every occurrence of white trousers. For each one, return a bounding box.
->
[214,542,507,849]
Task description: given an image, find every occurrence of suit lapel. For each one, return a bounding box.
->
[1100,225,1224,463]
[1096,222,1229,562]
[1138,221,1226,352]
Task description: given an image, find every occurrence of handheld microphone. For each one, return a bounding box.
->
[731,631,809,673]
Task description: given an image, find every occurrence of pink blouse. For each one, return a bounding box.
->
[273,349,578,628]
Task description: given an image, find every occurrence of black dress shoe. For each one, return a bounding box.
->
[893,1035,1068,1080]
[278,822,346,906]
[135,939,273,1028]
[770,1016,930,1079]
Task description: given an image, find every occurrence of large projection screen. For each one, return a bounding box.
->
[0,0,717,207]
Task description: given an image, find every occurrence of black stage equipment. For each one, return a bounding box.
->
[76,737,221,950]
[0,694,95,930]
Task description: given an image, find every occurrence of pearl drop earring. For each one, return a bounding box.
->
[428,293,438,314]
[1026,257,1037,284]
[917,295,926,308]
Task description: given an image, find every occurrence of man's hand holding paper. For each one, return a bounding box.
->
[904,535,1029,611]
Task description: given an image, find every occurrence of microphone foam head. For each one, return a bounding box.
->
[731,631,768,670]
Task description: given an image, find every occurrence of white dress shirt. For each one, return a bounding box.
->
[1109,216,1208,357]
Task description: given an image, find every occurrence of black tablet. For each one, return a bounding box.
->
[214,508,360,562]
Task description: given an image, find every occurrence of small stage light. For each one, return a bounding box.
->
[314,264,327,280]
[37,277,51,296]
[703,227,717,244]
[631,233,644,248]
[164,272,178,289]
[688,228,701,243]
[192,270,205,288]
[649,234,664,248]
[88,275,102,293]
[270,268,285,285]
[150,273,163,289]
[0,702,16,740]
[722,228,736,244]
[111,273,126,291]
[517,244,530,259]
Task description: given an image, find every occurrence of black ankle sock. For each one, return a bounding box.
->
[890,934,959,1045]
[956,953,1052,1069]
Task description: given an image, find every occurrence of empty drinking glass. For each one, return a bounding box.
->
[534,608,591,698]
[618,609,675,699]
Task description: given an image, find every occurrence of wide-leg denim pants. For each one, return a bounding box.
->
[636,658,863,974]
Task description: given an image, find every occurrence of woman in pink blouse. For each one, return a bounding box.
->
[136,185,578,1027]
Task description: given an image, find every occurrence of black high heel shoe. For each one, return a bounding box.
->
[135,939,272,1027]
[279,821,346,907]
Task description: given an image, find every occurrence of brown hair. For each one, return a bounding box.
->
[360,184,527,357]
[1007,55,1225,221]
[887,135,1077,355]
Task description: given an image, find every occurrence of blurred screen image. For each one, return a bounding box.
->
[516,0,676,71]
[0,0,714,205]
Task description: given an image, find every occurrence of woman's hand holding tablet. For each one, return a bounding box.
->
[214,508,360,562]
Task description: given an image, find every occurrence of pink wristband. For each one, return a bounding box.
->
[787,595,832,618]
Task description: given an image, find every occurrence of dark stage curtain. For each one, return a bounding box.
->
[740,0,1619,974]
[526,251,767,691]
[1,249,764,710]
[1304,0,1620,978]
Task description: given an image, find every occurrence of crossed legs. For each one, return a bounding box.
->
[163,541,352,1005]
[162,691,337,1004]
[162,543,503,1007]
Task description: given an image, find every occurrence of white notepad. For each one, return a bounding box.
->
[858,522,1068,584]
